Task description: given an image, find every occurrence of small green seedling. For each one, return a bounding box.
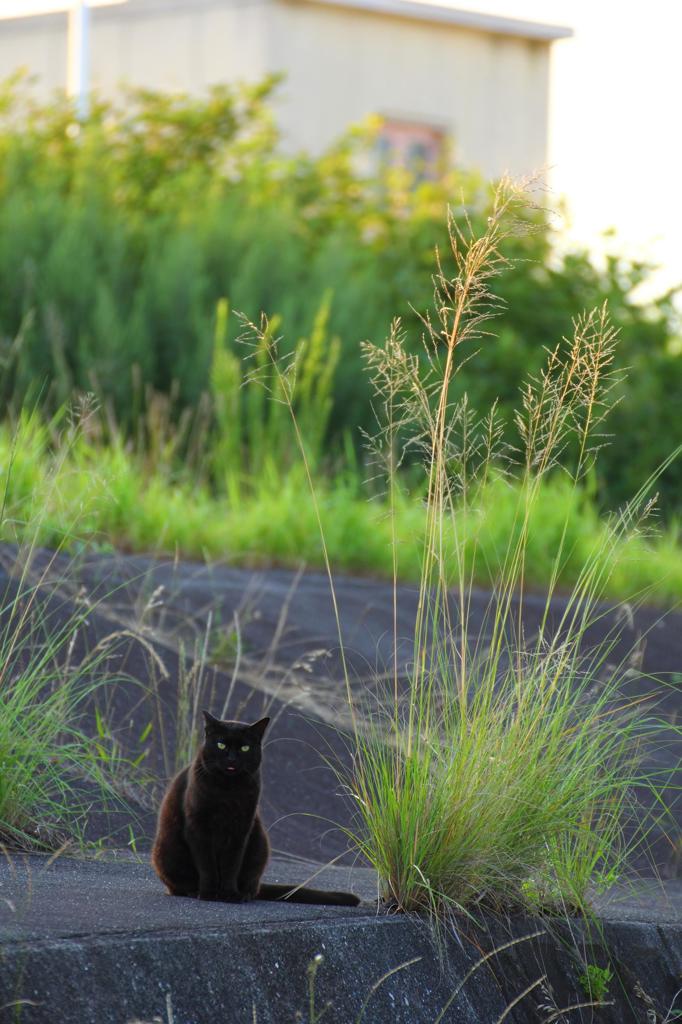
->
[579,963,613,1002]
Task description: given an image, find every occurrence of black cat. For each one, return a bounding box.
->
[151,711,360,906]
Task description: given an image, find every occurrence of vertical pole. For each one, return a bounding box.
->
[67,0,90,120]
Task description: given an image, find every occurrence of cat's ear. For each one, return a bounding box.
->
[250,717,270,740]
[202,710,220,732]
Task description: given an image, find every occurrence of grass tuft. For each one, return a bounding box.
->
[243,179,680,922]
[0,408,138,850]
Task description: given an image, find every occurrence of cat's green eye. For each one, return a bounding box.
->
[240,745,250,752]
[216,741,226,750]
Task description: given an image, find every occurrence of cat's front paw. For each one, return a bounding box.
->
[198,890,218,901]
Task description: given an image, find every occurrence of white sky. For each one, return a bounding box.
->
[1,0,680,299]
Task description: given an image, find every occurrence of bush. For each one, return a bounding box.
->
[0,75,680,511]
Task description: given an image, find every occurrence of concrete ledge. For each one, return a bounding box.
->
[0,857,679,1023]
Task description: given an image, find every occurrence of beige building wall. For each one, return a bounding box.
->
[269,0,550,178]
[0,1,272,96]
[0,0,555,179]
[92,0,272,94]
[0,12,67,96]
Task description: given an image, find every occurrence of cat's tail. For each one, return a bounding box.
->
[257,882,360,907]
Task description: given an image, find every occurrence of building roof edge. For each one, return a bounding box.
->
[286,0,573,41]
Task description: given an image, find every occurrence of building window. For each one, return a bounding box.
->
[376,118,444,179]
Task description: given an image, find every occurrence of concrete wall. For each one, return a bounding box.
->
[0,0,551,178]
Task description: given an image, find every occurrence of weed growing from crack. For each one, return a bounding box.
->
[578,962,613,1002]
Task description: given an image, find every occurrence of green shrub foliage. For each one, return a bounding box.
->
[0,74,680,508]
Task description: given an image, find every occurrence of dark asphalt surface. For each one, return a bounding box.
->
[1,547,680,877]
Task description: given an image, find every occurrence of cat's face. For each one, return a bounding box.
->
[200,712,269,778]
